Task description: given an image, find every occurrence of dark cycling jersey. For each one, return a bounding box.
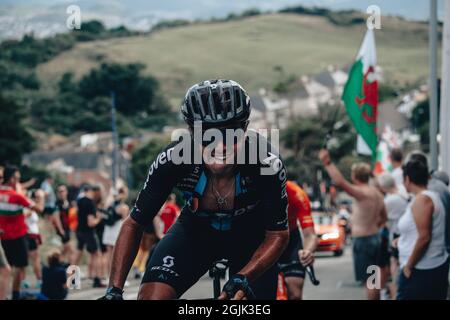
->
[131,132,288,298]
[130,132,288,233]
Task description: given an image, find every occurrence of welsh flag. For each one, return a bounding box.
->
[342,29,378,158]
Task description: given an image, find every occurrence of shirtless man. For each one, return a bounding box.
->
[319,149,387,300]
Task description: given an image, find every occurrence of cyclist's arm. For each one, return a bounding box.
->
[238,153,289,283]
[237,229,289,283]
[302,226,319,253]
[298,194,318,253]
[108,216,144,289]
[153,213,164,240]
[108,143,182,290]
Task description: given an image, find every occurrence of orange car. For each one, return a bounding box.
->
[313,211,346,256]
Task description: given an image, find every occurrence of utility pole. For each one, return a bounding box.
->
[440,0,450,174]
[429,0,439,171]
[111,91,119,189]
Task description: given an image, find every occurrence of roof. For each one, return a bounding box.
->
[377,100,409,133]
[250,95,266,112]
[313,71,336,88]
[291,85,309,99]
[25,151,103,170]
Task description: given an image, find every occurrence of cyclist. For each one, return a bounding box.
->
[102,79,289,300]
[278,179,318,300]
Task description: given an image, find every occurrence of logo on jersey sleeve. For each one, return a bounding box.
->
[147,147,175,176]
[162,255,175,268]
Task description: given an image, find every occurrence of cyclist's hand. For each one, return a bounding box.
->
[299,249,314,267]
[219,274,255,300]
[219,289,247,300]
[98,287,124,300]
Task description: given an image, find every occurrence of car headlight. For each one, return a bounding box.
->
[321,232,339,240]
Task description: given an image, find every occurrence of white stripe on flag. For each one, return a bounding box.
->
[356,134,372,156]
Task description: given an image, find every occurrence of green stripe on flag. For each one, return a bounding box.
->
[342,59,378,158]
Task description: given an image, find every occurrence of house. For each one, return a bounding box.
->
[23,132,131,193]
[249,66,350,130]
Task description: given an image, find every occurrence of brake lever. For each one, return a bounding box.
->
[306,265,320,286]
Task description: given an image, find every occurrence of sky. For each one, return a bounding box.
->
[0,0,445,40]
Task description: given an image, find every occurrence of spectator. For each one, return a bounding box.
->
[154,193,180,240]
[92,185,108,284]
[377,172,409,299]
[319,149,387,300]
[0,165,43,299]
[390,148,404,188]
[73,184,104,288]
[103,186,129,274]
[24,189,45,289]
[432,171,450,187]
[396,160,449,300]
[0,167,9,300]
[407,152,450,253]
[0,229,11,300]
[40,175,56,217]
[0,166,11,300]
[54,184,74,263]
[41,249,67,300]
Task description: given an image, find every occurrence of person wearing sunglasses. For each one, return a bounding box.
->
[101,79,289,300]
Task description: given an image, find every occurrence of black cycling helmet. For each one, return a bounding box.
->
[181,79,251,127]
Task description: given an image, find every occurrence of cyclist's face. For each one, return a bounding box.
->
[200,124,247,174]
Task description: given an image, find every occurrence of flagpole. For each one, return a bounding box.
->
[440,0,450,175]
[429,0,439,171]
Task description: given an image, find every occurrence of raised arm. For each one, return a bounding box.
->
[318,149,365,200]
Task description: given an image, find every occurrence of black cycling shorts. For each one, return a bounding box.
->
[142,210,278,299]
[278,228,305,279]
[1,236,28,267]
[76,230,99,254]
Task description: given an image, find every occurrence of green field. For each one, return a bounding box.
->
[36,13,436,105]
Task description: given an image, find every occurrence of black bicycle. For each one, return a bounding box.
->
[208,259,320,299]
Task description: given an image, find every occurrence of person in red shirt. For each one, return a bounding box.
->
[154,194,180,239]
[278,179,319,300]
[0,165,43,300]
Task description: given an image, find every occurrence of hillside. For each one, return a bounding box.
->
[36,13,437,105]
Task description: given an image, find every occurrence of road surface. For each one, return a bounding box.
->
[64,245,365,300]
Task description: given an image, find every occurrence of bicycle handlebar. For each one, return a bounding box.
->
[306,265,320,286]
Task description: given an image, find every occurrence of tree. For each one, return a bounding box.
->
[411,99,430,151]
[281,104,356,184]
[79,63,168,116]
[131,137,170,188]
[0,94,35,165]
